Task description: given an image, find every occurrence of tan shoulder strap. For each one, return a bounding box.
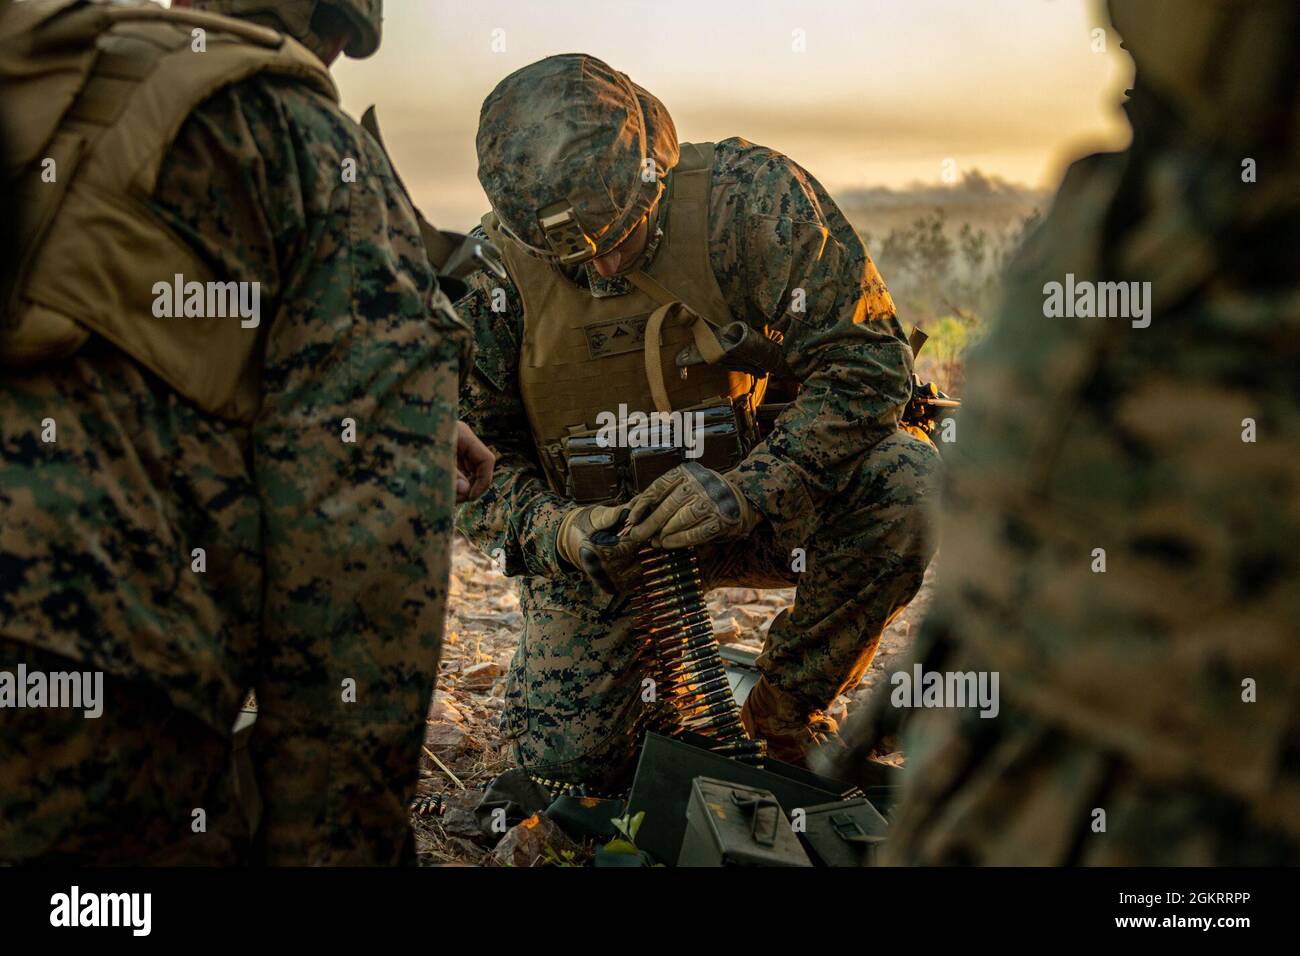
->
[91,10,336,200]
[672,141,716,186]
[625,269,674,307]
[640,300,730,413]
[107,4,285,46]
[628,269,727,412]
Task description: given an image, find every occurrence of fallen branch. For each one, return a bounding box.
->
[423,745,466,790]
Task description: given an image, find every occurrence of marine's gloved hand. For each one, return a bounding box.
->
[556,503,642,594]
[619,462,760,550]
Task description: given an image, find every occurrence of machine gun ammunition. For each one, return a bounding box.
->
[630,546,765,764]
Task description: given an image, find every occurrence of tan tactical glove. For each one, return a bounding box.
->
[620,462,761,550]
[556,503,643,594]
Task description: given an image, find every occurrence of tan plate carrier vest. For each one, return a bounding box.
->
[482,142,766,493]
[0,0,337,424]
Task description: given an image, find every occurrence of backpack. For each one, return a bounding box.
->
[0,0,336,423]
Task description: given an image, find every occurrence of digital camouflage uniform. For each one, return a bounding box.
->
[0,1,469,864]
[871,0,1300,864]
[458,56,939,793]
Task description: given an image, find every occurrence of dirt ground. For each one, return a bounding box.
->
[411,534,933,865]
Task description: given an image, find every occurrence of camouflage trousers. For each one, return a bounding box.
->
[0,643,248,865]
[0,641,427,865]
[503,429,940,793]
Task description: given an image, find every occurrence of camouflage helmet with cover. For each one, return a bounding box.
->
[476,54,679,265]
[189,0,381,59]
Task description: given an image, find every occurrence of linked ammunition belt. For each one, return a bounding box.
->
[527,776,623,801]
[630,547,765,762]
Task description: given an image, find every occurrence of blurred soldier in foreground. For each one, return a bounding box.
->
[457,54,939,793]
[0,0,487,864]
[0,0,12,295]
[861,0,1300,864]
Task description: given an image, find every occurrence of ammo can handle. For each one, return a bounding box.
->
[730,791,782,847]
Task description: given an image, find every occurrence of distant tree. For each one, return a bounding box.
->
[879,226,917,279]
[914,209,953,283]
[958,222,988,278]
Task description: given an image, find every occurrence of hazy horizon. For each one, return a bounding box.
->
[326,0,1133,230]
[152,1,1134,228]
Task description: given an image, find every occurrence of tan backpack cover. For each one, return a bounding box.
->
[0,0,337,423]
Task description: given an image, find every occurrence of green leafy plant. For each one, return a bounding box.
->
[541,845,582,867]
[603,810,645,856]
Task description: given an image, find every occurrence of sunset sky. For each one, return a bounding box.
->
[327,0,1135,229]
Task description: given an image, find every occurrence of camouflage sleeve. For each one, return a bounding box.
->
[708,138,914,544]
[453,268,571,578]
[149,77,466,859]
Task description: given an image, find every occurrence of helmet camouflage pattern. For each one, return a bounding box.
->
[476,54,679,264]
[191,0,382,58]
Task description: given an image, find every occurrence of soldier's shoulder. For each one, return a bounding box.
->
[708,137,820,215]
[162,71,389,230]
[164,70,363,184]
[212,71,365,157]
[711,136,797,178]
